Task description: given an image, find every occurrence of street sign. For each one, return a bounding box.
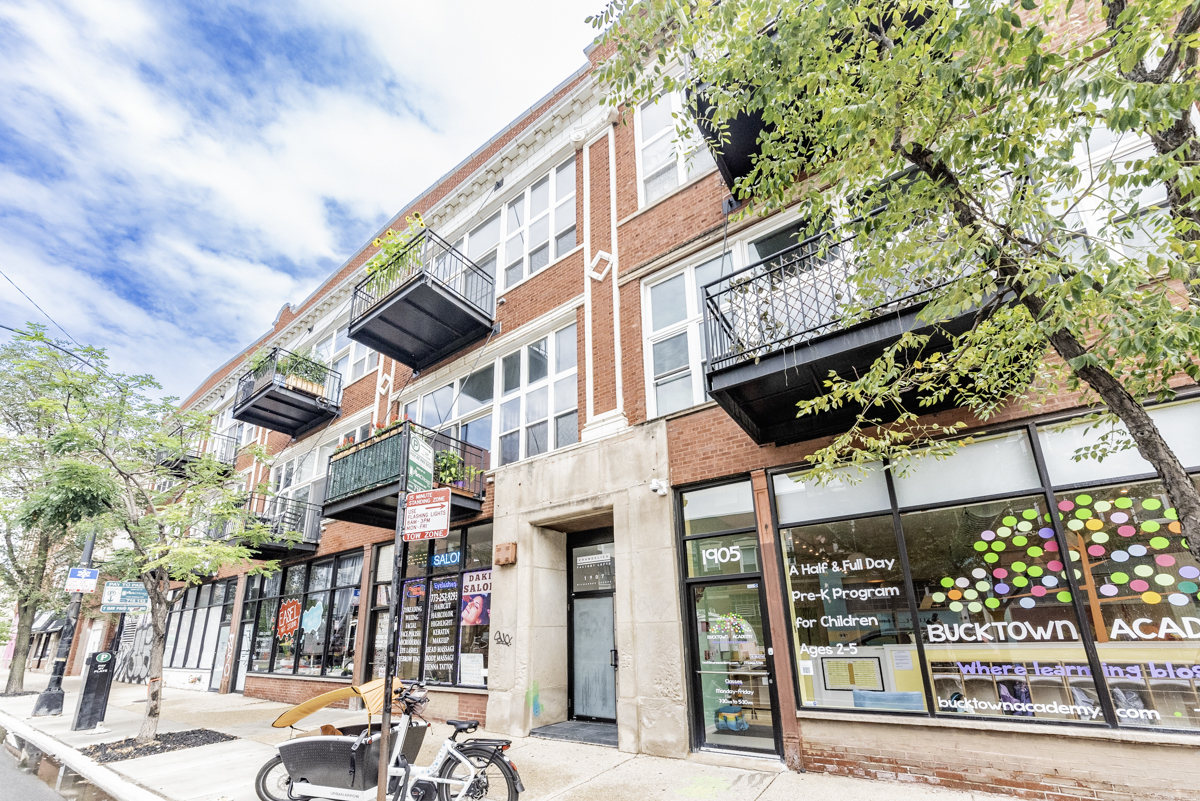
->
[407,433,434,493]
[64,567,99,593]
[100,581,150,614]
[402,488,451,541]
[72,651,116,731]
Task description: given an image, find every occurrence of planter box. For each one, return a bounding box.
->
[284,376,325,397]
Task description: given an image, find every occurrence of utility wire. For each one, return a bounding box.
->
[0,267,85,350]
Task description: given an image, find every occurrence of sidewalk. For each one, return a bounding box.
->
[0,672,1009,801]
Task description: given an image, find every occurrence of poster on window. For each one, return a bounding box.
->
[424,577,460,683]
[461,570,491,627]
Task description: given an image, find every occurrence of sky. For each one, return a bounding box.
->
[0,0,604,399]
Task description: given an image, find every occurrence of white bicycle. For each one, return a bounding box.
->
[256,683,523,801]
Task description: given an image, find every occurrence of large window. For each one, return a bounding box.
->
[396,322,578,467]
[367,524,493,688]
[449,157,577,294]
[239,552,363,678]
[770,398,1200,732]
[164,578,237,675]
[643,253,734,416]
[635,93,716,206]
[311,325,377,385]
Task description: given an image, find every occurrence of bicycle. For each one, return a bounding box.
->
[256,682,523,801]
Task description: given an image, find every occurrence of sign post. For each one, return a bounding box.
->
[71,651,116,731]
[34,534,97,717]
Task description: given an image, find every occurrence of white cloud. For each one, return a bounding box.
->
[0,0,601,397]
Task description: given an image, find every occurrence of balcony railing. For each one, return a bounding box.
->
[236,347,342,410]
[351,230,495,327]
[157,425,238,474]
[244,493,323,547]
[347,230,497,371]
[232,347,343,437]
[703,230,962,374]
[326,421,488,506]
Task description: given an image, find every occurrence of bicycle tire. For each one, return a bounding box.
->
[436,748,518,801]
[255,754,293,801]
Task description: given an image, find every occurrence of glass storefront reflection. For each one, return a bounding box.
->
[782,515,925,712]
[692,582,776,752]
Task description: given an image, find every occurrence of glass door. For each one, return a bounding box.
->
[690,581,778,753]
[568,532,617,722]
[233,622,253,693]
[209,624,230,692]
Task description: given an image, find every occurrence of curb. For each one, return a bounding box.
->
[0,708,167,801]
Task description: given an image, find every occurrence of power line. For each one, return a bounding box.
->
[0,267,85,350]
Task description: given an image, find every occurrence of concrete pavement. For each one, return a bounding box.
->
[0,671,1012,801]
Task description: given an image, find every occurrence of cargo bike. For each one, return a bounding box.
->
[255,680,523,801]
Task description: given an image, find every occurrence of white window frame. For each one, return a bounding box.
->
[457,155,578,295]
[640,214,819,419]
[393,321,579,468]
[634,91,716,209]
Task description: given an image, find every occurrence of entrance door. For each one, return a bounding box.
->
[232,621,253,693]
[568,531,616,722]
[690,581,779,753]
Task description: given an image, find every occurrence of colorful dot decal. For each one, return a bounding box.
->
[1143,498,1162,511]
[1031,586,1047,597]
[1156,555,1176,567]
[1111,572,1129,584]
[1056,591,1073,603]
[1181,566,1200,580]
[995,583,1010,594]
[1026,546,1044,558]
[1112,550,1130,562]
[1100,584,1119,596]
[1130,579,1150,592]
[1129,544,1148,557]
[1142,521,1161,534]
[1020,598,1035,608]
[992,568,1009,579]
[1118,525,1136,537]
[1169,593,1190,607]
[1179,581,1199,594]
[1149,536,1170,549]
[1114,497,1133,509]
[1022,509,1038,520]
[1088,545,1106,557]
[1141,591,1162,604]
[1110,512,1129,524]
[1012,576,1029,588]
[984,553,999,563]
[1134,565,1154,577]
[1091,532,1109,544]
[1038,527,1055,539]
[1094,501,1112,513]
[1155,574,1174,586]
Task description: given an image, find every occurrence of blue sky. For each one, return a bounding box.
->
[0,0,602,398]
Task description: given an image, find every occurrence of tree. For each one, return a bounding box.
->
[15,328,284,742]
[593,0,1200,556]
[0,329,91,692]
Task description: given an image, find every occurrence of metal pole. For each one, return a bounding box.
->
[377,424,410,801]
[33,531,96,716]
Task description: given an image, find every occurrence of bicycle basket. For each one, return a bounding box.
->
[278,735,380,791]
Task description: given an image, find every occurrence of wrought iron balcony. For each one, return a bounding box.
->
[348,230,496,372]
[232,347,342,438]
[703,230,976,445]
[323,421,488,529]
[242,493,323,559]
[156,425,238,477]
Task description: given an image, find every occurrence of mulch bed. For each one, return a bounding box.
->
[80,729,236,763]
[0,691,37,697]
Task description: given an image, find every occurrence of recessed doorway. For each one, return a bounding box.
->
[567,528,617,725]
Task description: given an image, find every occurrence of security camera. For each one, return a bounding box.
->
[648,479,669,496]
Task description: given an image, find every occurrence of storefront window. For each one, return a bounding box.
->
[904,495,1103,723]
[682,482,755,535]
[767,399,1200,732]
[164,578,236,673]
[1054,480,1200,729]
[239,549,363,678]
[781,515,923,713]
[367,523,492,687]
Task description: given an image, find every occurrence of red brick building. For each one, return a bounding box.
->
[151,33,1200,801]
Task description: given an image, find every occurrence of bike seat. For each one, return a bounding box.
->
[447,719,479,733]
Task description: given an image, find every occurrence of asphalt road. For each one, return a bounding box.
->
[0,745,65,801]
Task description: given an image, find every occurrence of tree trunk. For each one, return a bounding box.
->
[136,569,169,744]
[4,599,37,693]
[897,141,1200,562]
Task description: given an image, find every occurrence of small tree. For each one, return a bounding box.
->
[18,328,286,742]
[0,328,92,692]
[594,0,1200,555]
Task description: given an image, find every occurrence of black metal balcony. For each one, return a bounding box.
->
[323,421,488,529]
[690,84,773,194]
[232,347,342,438]
[703,231,976,446]
[348,230,496,372]
[156,425,238,477]
[241,493,323,559]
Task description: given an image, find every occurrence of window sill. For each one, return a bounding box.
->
[618,167,719,229]
[425,685,488,695]
[244,672,354,683]
[497,244,584,299]
[795,707,1200,747]
[650,399,719,424]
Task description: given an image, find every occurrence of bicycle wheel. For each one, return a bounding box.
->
[436,748,518,801]
[256,754,293,801]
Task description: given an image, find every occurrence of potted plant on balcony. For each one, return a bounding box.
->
[278,349,327,397]
[434,450,469,488]
[364,212,426,298]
